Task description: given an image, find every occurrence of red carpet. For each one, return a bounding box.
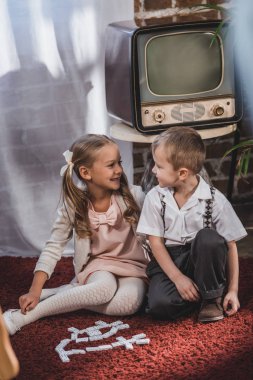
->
[1,256,253,380]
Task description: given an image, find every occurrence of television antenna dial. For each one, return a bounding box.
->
[153,110,165,123]
[213,105,225,117]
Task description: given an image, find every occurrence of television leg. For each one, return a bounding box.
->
[227,128,240,201]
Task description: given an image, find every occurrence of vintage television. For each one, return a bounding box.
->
[105,17,242,134]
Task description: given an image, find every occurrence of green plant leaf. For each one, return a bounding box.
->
[209,19,227,46]
[243,149,251,175]
[237,150,245,176]
[191,3,227,13]
[223,140,253,157]
[191,3,230,46]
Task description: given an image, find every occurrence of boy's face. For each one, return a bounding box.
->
[152,145,181,188]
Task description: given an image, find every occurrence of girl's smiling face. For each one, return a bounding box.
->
[79,143,123,193]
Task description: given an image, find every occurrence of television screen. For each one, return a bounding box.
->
[145,32,222,96]
[105,19,242,134]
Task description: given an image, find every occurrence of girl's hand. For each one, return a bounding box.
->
[19,292,40,314]
[223,291,240,316]
[174,274,200,302]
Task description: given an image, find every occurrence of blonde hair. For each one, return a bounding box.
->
[61,134,140,239]
[152,127,205,174]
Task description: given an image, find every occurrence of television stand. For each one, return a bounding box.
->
[110,122,238,200]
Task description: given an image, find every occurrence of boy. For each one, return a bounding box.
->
[137,127,247,322]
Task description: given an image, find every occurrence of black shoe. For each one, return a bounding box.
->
[198,297,224,323]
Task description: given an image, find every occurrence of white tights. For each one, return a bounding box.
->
[10,271,146,330]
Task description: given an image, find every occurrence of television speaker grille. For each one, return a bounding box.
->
[171,103,205,122]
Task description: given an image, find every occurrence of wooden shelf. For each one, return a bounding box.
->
[110,122,237,143]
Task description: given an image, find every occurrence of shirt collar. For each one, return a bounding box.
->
[156,175,213,201]
[194,175,213,200]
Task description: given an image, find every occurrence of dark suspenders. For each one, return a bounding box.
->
[159,186,215,233]
[203,186,215,229]
[159,194,166,232]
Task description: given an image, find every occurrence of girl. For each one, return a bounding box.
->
[4,134,148,335]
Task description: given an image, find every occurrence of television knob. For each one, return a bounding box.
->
[213,105,224,117]
[153,110,165,123]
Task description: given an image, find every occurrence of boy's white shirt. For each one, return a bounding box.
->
[34,185,145,279]
[137,176,247,246]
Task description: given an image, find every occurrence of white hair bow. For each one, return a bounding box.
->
[60,150,74,177]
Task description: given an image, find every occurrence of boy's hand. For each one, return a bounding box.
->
[223,291,240,316]
[19,292,40,314]
[174,274,200,302]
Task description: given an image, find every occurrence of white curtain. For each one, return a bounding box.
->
[232,0,253,120]
[0,0,133,257]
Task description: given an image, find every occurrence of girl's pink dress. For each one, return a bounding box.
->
[77,195,147,284]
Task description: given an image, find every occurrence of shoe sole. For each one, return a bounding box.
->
[198,315,224,323]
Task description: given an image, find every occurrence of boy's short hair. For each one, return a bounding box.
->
[152,126,206,174]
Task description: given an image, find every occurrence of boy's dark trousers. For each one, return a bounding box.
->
[146,228,228,320]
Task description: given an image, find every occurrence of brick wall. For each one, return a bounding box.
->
[133,0,253,202]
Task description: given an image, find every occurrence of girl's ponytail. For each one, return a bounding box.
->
[62,165,92,239]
